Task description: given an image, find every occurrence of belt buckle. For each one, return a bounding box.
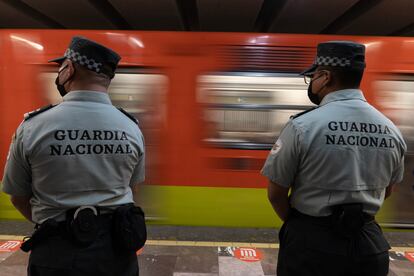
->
[73,206,98,219]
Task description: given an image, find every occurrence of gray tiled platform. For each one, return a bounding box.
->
[1,243,414,276]
[0,220,414,275]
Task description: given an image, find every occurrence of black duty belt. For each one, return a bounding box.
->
[290,204,376,239]
[21,204,146,253]
[21,207,114,252]
[290,207,375,226]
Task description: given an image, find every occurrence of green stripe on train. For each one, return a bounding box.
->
[0,184,392,227]
[0,185,281,226]
[137,185,392,227]
[0,191,24,219]
[152,185,281,227]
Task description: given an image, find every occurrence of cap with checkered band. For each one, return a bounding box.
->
[300,41,366,76]
[49,36,121,79]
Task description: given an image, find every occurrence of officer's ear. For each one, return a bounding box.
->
[323,70,333,86]
[65,60,76,79]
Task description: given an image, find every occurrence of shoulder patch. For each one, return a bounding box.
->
[117,107,139,126]
[270,139,283,155]
[290,107,318,120]
[24,104,57,121]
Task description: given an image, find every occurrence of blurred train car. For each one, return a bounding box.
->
[0,30,413,228]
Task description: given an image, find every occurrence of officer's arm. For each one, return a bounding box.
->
[386,144,406,199]
[262,121,300,221]
[10,195,33,222]
[267,181,290,221]
[2,124,33,222]
[130,136,145,204]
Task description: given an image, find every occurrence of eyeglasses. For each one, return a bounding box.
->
[303,71,326,84]
[304,74,313,85]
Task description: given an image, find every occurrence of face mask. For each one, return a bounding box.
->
[55,64,73,97]
[306,72,326,105]
[307,81,321,105]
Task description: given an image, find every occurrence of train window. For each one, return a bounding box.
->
[375,75,414,153]
[38,69,168,146]
[198,74,313,149]
[107,73,167,146]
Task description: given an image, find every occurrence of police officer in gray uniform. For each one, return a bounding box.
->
[2,36,145,276]
[261,41,406,276]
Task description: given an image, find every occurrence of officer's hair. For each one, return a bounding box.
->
[73,63,111,88]
[319,66,364,88]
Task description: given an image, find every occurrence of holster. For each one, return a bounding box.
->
[112,204,147,252]
[20,219,60,252]
[66,206,99,247]
[331,203,366,238]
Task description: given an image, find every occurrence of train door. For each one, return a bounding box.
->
[196,73,312,227]
[374,74,414,227]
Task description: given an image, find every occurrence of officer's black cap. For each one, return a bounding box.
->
[49,36,121,78]
[300,41,366,76]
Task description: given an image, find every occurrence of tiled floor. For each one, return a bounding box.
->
[0,238,413,276]
[0,221,413,275]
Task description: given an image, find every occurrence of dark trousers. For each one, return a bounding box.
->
[277,211,390,276]
[27,223,138,276]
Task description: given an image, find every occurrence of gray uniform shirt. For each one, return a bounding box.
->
[261,89,406,216]
[2,91,145,223]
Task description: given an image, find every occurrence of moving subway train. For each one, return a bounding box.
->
[0,30,413,228]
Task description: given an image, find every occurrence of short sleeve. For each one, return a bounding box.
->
[261,120,301,187]
[2,124,32,196]
[391,139,407,184]
[129,135,145,186]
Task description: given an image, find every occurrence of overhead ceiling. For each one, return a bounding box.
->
[0,0,413,36]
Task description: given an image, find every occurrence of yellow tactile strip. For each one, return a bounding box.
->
[0,235,412,251]
[145,240,279,248]
[0,235,26,240]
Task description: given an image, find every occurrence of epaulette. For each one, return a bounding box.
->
[24,104,57,121]
[117,107,139,126]
[290,107,318,120]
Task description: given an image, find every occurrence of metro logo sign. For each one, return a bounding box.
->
[234,247,263,262]
[0,240,21,252]
[405,252,414,263]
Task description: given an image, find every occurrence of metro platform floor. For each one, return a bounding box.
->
[0,221,413,276]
